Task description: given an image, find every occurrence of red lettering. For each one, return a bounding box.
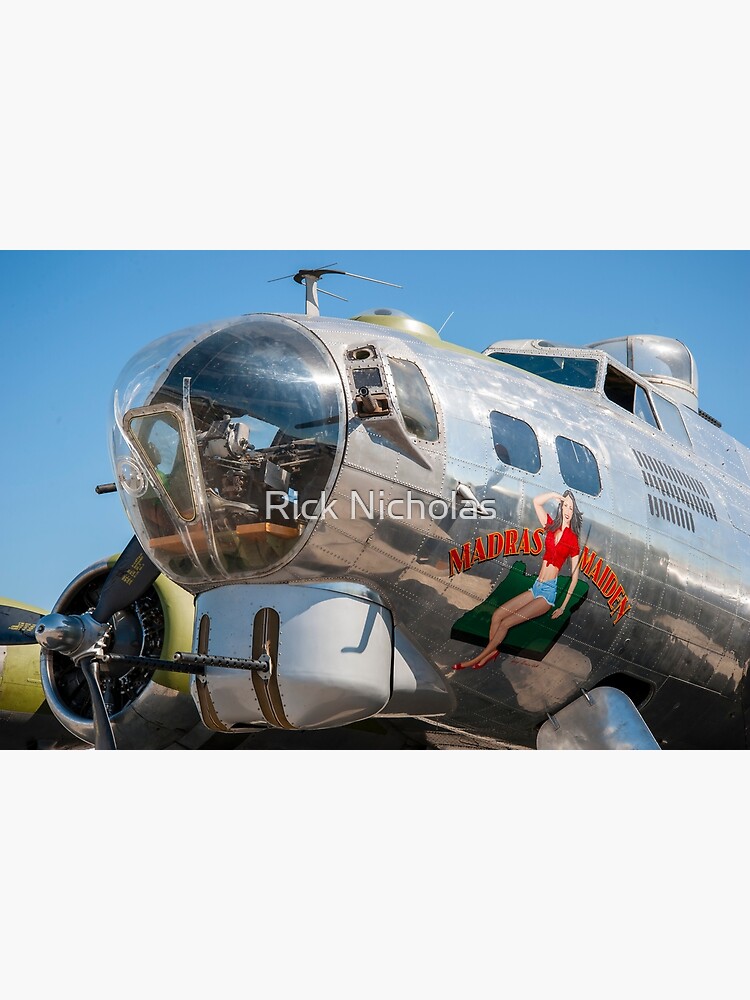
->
[472,537,487,564]
[608,584,626,611]
[487,532,503,559]
[448,526,633,618]
[504,529,519,556]
[531,527,544,556]
[519,527,531,555]
[449,543,472,576]
[613,600,632,624]
[601,570,619,599]
[579,546,597,575]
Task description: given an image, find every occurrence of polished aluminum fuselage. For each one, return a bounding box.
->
[245,314,750,748]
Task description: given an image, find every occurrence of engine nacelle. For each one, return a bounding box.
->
[39,557,200,749]
[190,582,452,732]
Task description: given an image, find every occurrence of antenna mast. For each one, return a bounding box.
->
[269,265,402,316]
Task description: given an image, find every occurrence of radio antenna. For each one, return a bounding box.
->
[269,265,403,317]
[437,311,455,336]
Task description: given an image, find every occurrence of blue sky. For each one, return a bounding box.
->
[0,250,747,610]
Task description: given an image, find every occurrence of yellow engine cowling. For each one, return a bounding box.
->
[38,557,200,749]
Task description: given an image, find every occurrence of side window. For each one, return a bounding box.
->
[388,357,439,441]
[604,365,636,411]
[556,437,601,496]
[652,392,692,447]
[490,411,541,473]
[634,385,659,428]
[605,366,660,430]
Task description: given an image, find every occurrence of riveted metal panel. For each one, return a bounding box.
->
[137,313,750,748]
[193,583,394,730]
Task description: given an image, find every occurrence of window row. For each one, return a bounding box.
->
[490,348,693,447]
[375,358,670,500]
[490,411,602,496]
[383,360,603,497]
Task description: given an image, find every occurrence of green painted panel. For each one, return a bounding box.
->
[451,561,589,661]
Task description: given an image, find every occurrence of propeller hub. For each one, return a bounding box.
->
[35,613,84,653]
[35,612,108,661]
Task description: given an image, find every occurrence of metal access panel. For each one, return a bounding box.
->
[537,686,661,750]
[191,583,394,732]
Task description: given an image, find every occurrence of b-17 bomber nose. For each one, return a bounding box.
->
[109,314,345,588]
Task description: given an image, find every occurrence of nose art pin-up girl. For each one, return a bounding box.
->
[453,490,582,670]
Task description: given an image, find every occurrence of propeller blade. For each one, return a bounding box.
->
[93,536,160,624]
[80,658,117,750]
[0,605,44,645]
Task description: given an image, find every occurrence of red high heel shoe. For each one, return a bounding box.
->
[473,650,499,670]
[453,650,499,671]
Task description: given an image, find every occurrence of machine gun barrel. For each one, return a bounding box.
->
[99,652,270,674]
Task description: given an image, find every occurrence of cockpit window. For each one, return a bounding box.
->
[489,352,598,389]
[603,365,636,411]
[652,392,692,447]
[605,366,661,430]
[556,437,601,496]
[388,357,439,441]
[634,385,659,428]
[588,336,695,394]
[490,411,541,473]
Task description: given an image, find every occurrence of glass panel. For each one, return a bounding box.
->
[634,385,659,428]
[632,337,692,383]
[113,317,343,585]
[127,409,196,521]
[353,368,382,390]
[652,393,692,447]
[388,357,439,441]
[604,366,636,412]
[556,437,601,496]
[489,352,598,389]
[490,411,541,473]
[588,338,629,366]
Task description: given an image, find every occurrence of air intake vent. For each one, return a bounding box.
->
[648,494,696,532]
[633,449,717,531]
[698,408,722,427]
